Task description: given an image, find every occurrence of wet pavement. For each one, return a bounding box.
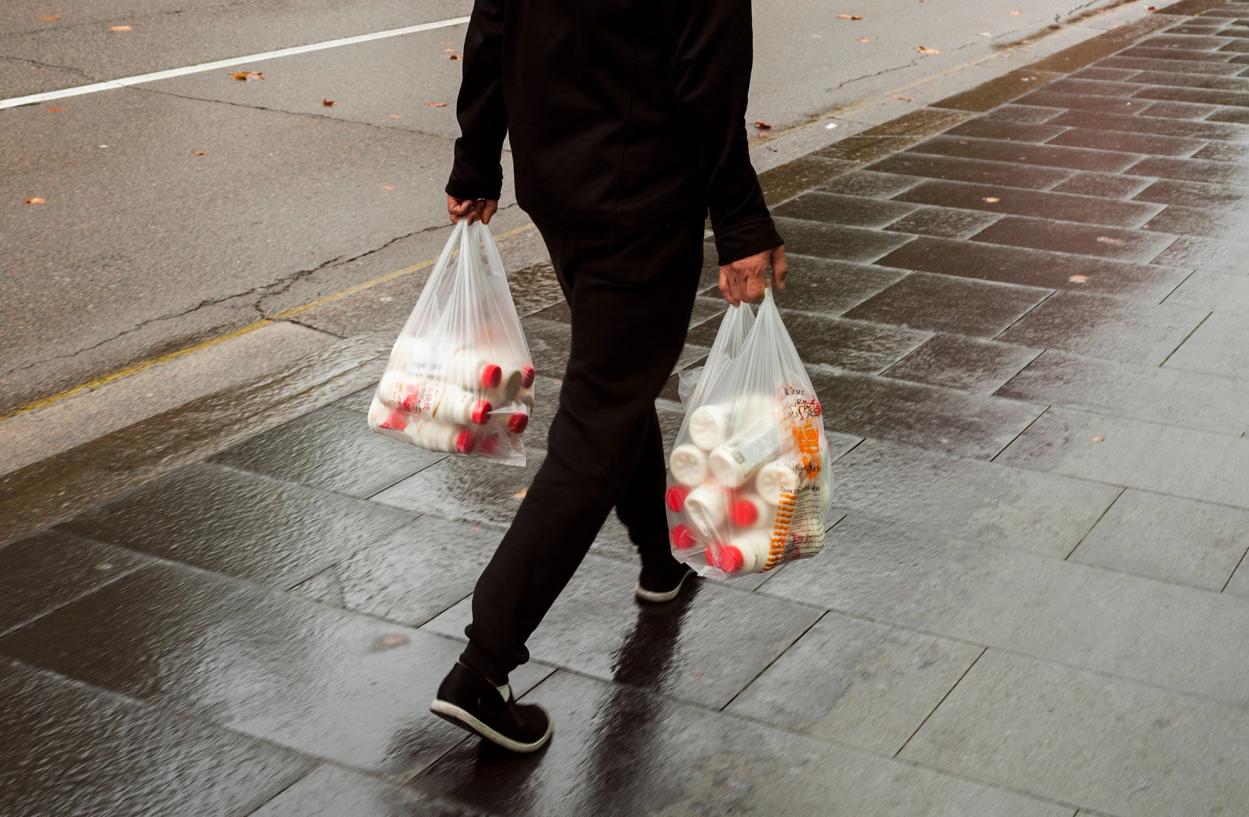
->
[10,1,1249,814]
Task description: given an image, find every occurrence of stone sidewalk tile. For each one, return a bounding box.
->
[1047,126,1206,157]
[423,554,824,710]
[59,461,415,588]
[772,217,914,264]
[895,178,1165,229]
[999,407,1249,507]
[883,334,1042,394]
[997,348,1249,435]
[0,529,148,636]
[866,151,1076,190]
[969,216,1177,262]
[371,452,544,528]
[764,512,1249,706]
[252,765,500,817]
[908,134,1139,173]
[1068,489,1249,590]
[211,404,446,498]
[1165,310,1249,378]
[1164,270,1249,315]
[414,670,1074,817]
[1049,108,1249,141]
[0,562,551,776]
[900,651,1249,817]
[725,614,983,756]
[1134,176,1249,210]
[0,658,314,817]
[832,439,1119,559]
[842,273,1049,338]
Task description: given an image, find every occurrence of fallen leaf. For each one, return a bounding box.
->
[426,101,447,108]
[322,98,335,107]
[382,183,396,191]
[1069,274,1089,284]
[192,150,208,157]
[24,197,46,206]
[387,113,402,119]
[753,120,773,130]
[837,13,864,20]
[1147,5,1157,10]
[892,94,913,102]
[858,36,873,44]
[38,14,60,22]
[1009,9,1022,16]
[983,196,1001,204]
[46,106,63,113]
[448,53,461,61]
[108,24,132,31]
[230,70,265,81]
[1096,236,1124,246]
[374,633,409,650]
[916,45,941,56]
[1091,435,1105,443]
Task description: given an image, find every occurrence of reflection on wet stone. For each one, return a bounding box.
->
[773,217,914,263]
[886,334,1041,394]
[372,451,545,528]
[844,273,1050,337]
[773,191,917,228]
[253,765,496,817]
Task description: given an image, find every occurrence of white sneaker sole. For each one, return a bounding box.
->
[634,569,694,603]
[429,699,553,754]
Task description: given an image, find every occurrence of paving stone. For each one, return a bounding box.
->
[371,450,545,528]
[1133,68,1249,91]
[0,563,551,776]
[832,439,1116,558]
[517,317,572,380]
[1165,310,1249,378]
[933,68,1063,112]
[998,407,1249,508]
[1134,83,1249,107]
[997,292,1206,366]
[211,405,445,498]
[982,104,1065,124]
[1118,45,1239,63]
[0,659,313,817]
[815,135,922,163]
[999,348,1249,434]
[843,273,1049,337]
[1127,153,1249,184]
[1015,89,1151,114]
[1134,176,1249,209]
[1050,109,1249,141]
[253,765,498,817]
[809,368,1042,460]
[885,334,1042,394]
[1071,489,1249,590]
[292,515,504,627]
[877,238,1187,301]
[1103,54,1245,75]
[1208,104,1249,122]
[415,670,1072,817]
[1137,99,1224,118]
[865,152,1074,190]
[773,191,918,227]
[1050,171,1153,198]
[1140,33,1238,51]
[901,651,1249,817]
[761,512,1249,707]
[332,385,377,414]
[908,135,1137,173]
[883,205,1002,239]
[820,170,924,198]
[1151,233,1246,271]
[726,615,982,755]
[1069,66,1143,82]
[1145,203,1249,242]
[1165,270,1249,314]
[423,554,823,709]
[894,180,1161,227]
[59,462,414,587]
[1193,139,1249,160]
[1047,126,1205,156]
[970,216,1177,262]
[1224,556,1249,600]
[0,530,148,636]
[774,217,915,263]
[771,257,908,316]
[944,118,1069,143]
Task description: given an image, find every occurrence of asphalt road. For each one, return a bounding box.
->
[0,0,1143,413]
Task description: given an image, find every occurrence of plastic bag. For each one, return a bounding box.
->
[368,220,534,466]
[666,287,833,577]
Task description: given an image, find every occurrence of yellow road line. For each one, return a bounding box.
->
[3,221,536,420]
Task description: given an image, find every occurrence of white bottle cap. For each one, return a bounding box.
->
[756,460,799,506]
[684,484,729,535]
[688,404,730,451]
[669,444,709,487]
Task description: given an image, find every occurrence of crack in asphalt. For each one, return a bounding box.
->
[0,53,96,82]
[0,0,252,41]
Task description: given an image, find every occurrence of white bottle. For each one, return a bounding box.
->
[688,404,730,451]
[708,422,785,488]
[491,368,524,405]
[416,381,493,425]
[684,484,730,536]
[377,371,422,413]
[730,493,776,529]
[756,460,800,505]
[669,444,709,487]
[404,417,474,454]
[404,344,503,391]
[709,529,774,574]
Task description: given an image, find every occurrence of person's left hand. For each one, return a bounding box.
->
[719,245,787,306]
[447,196,498,225]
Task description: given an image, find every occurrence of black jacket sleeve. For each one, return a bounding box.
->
[446,0,507,201]
[666,0,783,266]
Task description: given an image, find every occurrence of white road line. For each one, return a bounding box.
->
[0,16,470,111]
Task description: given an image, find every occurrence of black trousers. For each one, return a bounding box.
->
[460,219,706,683]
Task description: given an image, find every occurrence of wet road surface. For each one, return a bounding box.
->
[9,1,1249,815]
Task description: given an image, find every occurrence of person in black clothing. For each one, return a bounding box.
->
[430,0,786,753]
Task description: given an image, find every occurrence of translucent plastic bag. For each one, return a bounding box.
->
[666,287,833,577]
[368,220,534,466]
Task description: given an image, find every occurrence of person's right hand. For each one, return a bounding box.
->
[719,245,787,306]
[447,195,498,225]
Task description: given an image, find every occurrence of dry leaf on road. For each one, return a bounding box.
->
[25,197,46,205]
[108,24,132,31]
[322,98,335,107]
[753,120,773,130]
[837,14,864,20]
[38,14,60,22]
[230,70,265,81]
[859,36,873,44]
[1069,274,1090,284]
[192,150,207,157]
[916,45,941,56]
[426,101,448,108]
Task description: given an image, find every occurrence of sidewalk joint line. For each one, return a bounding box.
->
[1065,487,1127,561]
[892,646,988,759]
[1157,309,1212,368]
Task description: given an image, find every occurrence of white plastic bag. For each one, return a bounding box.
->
[368,221,534,466]
[666,287,832,577]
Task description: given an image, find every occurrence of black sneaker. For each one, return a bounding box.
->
[430,662,552,753]
[635,559,697,603]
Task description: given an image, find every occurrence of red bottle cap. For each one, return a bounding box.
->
[665,485,690,512]
[471,400,493,425]
[481,363,503,389]
[398,389,419,413]
[670,524,697,550]
[730,498,759,527]
[521,364,536,388]
[711,544,744,573]
[478,432,499,455]
[508,412,529,434]
[455,429,474,454]
[381,410,407,431]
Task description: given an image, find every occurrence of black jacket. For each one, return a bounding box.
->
[446,0,783,265]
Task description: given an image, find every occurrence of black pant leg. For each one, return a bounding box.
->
[613,407,674,567]
[460,221,704,682]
